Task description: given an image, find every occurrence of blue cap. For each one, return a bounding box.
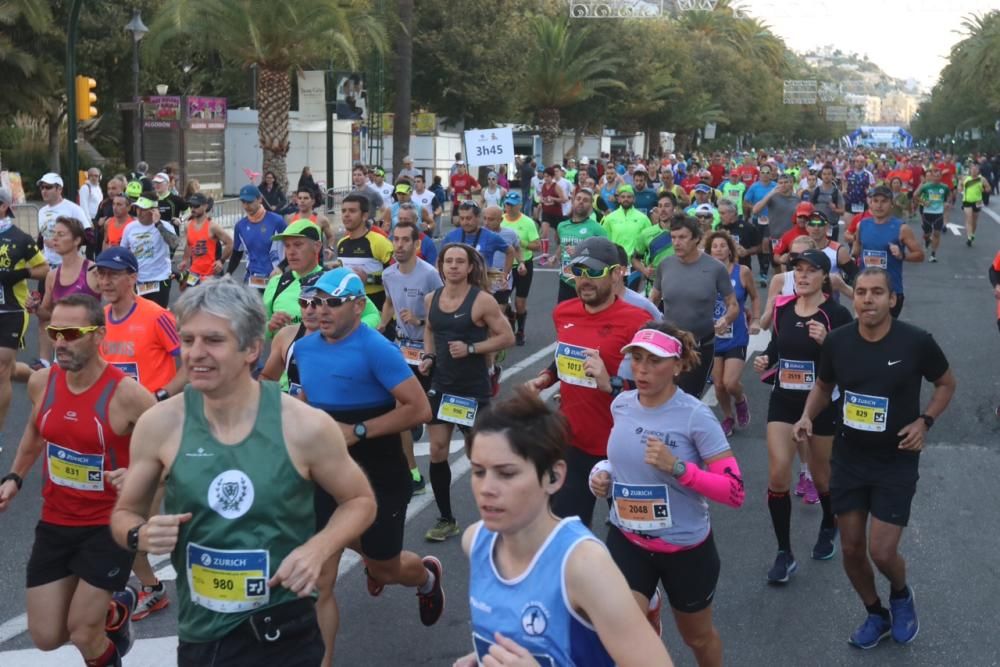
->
[694,184,712,194]
[315,267,365,298]
[239,184,262,202]
[504,191,522,206]
[91,248,138,273]
[615,164,626,175]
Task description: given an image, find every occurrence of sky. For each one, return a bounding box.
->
[737,0,997,91]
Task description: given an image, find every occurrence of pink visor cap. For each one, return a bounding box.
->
[621,329,683,358]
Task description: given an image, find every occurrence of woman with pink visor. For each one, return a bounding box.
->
[589,322,745,667]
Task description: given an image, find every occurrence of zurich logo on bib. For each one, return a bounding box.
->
[208,470,255,520]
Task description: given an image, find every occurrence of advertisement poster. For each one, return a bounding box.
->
[186,96,227,130]
[142,96,181,128]
[336,72,367,120]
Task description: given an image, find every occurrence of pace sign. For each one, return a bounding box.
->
[464,127,514,168]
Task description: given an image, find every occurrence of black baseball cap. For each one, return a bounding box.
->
[569,236,618,271]
[869,185,893,199]
[790,249,831,274]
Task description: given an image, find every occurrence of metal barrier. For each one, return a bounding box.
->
[12,203,41,237]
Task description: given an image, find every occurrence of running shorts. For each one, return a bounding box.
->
[27,522,134,590]
[0,311,28,350]
[315,485,411,562]
[512,259,534,298]
[830,450,919,527]
[920,214,944,233]
[962,201,983,212]
[714,345,746,362]
[767,390,838,436]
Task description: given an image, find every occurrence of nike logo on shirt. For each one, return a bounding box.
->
[888,360,902,366]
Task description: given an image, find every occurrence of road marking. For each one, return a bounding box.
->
[945,222,965,236]
[1,636,178,666]
[983,206,1000,225]
[502,342,556,377]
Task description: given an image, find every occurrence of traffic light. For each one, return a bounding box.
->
[75,75,97,121]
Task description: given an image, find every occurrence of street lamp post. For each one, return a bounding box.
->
[125,9,148,169]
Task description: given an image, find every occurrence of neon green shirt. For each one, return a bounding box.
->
[601,206,651,260]
[502,214,540,263]
[556,216,608,285]
[635,224,675,269]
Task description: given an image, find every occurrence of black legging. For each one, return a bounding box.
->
[676,338,715,398]
[551,446,606,528]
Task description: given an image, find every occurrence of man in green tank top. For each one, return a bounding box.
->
[555,189,608,303]
[111,276,376,667]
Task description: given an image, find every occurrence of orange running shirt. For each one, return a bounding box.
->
[100,297,180,391]
[186,218,219,277]
[105,217,134,247]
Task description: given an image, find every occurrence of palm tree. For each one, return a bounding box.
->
[0,0,51,77]
[522,16,625,166]
[147,0,385,188]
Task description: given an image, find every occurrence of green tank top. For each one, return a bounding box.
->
[963,176,984,203]
[165,381,316,643]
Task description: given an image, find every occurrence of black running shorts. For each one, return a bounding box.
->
[830,450,919,527]
[27,521,134,591]
[0,311,28,350]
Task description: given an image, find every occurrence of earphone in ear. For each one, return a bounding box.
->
[548,470,558,484]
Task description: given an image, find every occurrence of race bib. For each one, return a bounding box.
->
[851,202,865,213]
[47,442,104,491]
[185,272,201,287]
[472,633,555,667]
[111,362,139,381]
[248,275,269,290]
[398,340,424,366]
[861,249,888,269]
[287,382,304,397]
[136,281,160,296]
[437,394,478,427]
[612,482,672,532]
[187,543,270,613]
[487,270,507,293]
[555,343,596,388]
[778,359,815,391]
[843,391,888,432]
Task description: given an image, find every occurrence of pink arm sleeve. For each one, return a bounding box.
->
[677,456,745,508]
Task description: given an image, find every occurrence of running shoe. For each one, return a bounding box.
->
[515,331,526,347]
[412,474,427,496]
[425,517,460,542]
[106,585,138,657]
[766,551,798,584]
[794,472,808,497]
[812,526,838,561]
[132,582,169,621]
[848,613,891,649]
[365,564,384,597]
[929,254,937,263]
[646,589,663,637]
[734,397,751,429]
[889,587,919,644]
[967,237,973,247]
[923,234,931,249]
[802,477,819,505]
[417,556,445,626]
[720,416,735,437]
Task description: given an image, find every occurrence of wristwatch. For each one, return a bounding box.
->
[919,414,934,429]
[127,522,146,553]
[671,460,687,478]
[609,375,624,397]
[155,389,170,402]
[353,423,368,441]
[467,343,477,355]
[1,472,23,490]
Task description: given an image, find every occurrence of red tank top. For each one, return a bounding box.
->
[186,217,219,277]
[36,364,132,526]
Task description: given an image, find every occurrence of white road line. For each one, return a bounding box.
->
[945,222,965,236]
[983,206,1000,225]
[502,342,556,378]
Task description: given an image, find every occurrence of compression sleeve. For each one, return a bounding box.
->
[677,456,745,508]
[226,249,245,275]
[989,265,999,288]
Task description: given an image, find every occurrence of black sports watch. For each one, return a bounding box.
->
[919,414,935,429]
[155,389,170,402]
[467,343,477,355]
[1,472,23,490]
[127,522,146,553]
[609,375,625,397]
[353,423,368,441]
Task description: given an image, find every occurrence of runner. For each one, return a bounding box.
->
[538,167,567,259]
[227,184,287,292]
[555,189,608,302]
[719,170,746,214]
[808,164,845,242]
[602,184,652,290]
[419,245,514,541]
[287,188,337,256]
[453,388,674,667]
[118,197,179,308]
[442,201,514,280]
[913,166,952,263]
[742,165,776,284]
[287,267,442,664]
[1,294,153,666]
[500,192,541,346]
[337,193,394,311]
[110,276,377,666]
[634,194,677,283]
[706,231,760,437]
[383,182,435,234]
[960,162,991,247]
[717,198,760,269]
[590,324,744,666]
[259,271,322,394]
[151,171,189,227]
[449,161,481,225]
[177,192,232,289]
[525,237,650,526]
[852,185,924,318]
[102,191,136,250]
[380,219,444,495]
[0,188,48,444]
[480,206,521,315]
[37,217,100,332]
[793,267,956,649]
[481,171,507,209]
[649,216,738,398]
[753,250,852,583]
[263,220,325,340]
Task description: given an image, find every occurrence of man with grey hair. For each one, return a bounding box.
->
[398,155,420,182]
[717,197,760,269]
[111,276,378,667]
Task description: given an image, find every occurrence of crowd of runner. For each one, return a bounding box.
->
[1,143,992,665]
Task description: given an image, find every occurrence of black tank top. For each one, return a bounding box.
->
[429,286,490,399]
[284,324,308,387]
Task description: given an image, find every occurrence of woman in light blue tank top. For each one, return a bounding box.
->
[456,388,673,667]
[706,231,761,437]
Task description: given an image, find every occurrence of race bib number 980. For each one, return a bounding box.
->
[187,543,270,613]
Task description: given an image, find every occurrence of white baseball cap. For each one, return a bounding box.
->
[37,172,64,187]
[152,172,170,183]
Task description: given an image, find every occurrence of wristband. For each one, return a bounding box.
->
[1,472,23,490]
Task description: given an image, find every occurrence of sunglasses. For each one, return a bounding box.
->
[807,217,828,227]
[696,214,713,220]
[39,183,57,190]
[298,295,361,309]
[46,325,99,341]
[569,263,618,279]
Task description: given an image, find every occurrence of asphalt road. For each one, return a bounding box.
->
[2,204,1000,666]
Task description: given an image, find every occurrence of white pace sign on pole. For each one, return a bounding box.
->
[464,128,514,167]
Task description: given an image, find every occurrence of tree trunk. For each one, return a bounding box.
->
[572,126,583,162]
[47,110,61,173]
[257,65,291,190]
[391,0,414,180]
[538,107,561,168]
